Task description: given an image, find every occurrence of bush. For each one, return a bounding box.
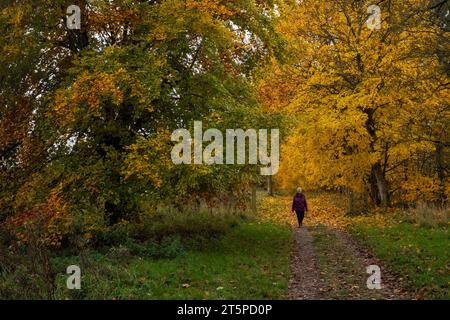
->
[133,235,186,259]
[106,236,186,261]
[138,206,246,242]
[93,221,136,247]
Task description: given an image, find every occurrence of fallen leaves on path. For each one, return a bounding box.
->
[258,192,395,230]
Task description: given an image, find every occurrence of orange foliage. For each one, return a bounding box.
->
[6,186,72,248]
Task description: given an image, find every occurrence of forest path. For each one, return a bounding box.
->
[259,193,413,299]
[287,224,413,300]
[288,226,326,299]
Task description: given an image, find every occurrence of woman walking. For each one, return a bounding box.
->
[291,187,308,228]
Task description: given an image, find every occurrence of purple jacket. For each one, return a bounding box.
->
[292,192,308,212]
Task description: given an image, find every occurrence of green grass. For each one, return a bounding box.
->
[350,221,449,299]
[52,222,292,300]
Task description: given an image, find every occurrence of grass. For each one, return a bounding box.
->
[49,221,292,300]
[404,204,449,228]
[350,220,449,299]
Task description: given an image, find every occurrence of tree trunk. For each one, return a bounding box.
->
[435,142,446,205]
[347,189,354,214]
[267,175,273,196]
[435,142,445,182]
[372,163,389,207]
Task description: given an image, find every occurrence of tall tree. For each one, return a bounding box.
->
[1,0,282,237]
[259,0,449,207]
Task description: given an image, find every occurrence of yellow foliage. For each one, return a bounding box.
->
[400,174,446,203]
[258,0,449,205]
[123,129,175,188]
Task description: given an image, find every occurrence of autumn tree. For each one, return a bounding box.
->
[1,0,282,242]
[259,0,449,207]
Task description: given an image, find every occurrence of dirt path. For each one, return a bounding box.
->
[288,227,326,299]
[328,228,413,300]
[288,225,414,300]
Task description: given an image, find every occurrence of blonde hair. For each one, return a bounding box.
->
[297,187,303,193]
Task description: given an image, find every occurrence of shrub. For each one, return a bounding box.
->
[93,220,136,247]
[138,207,246,241]
[157,235,186,258]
